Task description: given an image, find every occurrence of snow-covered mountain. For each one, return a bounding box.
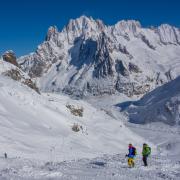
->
[19,16,180,97]
[122,76,180,126]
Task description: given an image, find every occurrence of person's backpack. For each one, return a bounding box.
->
[147,146,151,155]
[132,147,137,155]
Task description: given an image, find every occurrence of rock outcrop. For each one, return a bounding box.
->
[3,50,19,67]
[0,56,40,94]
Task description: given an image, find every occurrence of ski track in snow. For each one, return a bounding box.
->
[0,154,179,180]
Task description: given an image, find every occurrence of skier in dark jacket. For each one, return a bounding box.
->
[142,143,151,166]
[126,143,137,167]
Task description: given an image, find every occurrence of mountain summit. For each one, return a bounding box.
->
[19,16,180,97]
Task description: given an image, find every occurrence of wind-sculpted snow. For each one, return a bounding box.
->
[19,16,180,97]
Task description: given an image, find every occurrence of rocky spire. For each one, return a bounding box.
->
[45,26,59,41]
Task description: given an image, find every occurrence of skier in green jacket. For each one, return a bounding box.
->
[142,143,151,166]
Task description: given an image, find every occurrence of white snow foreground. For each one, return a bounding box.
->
[0,154,179,179]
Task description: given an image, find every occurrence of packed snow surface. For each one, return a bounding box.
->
[0,153,180,179]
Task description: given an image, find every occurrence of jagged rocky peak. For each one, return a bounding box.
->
[2,50,19,67]
[66,16,99,31]
[157,24,180,45]
[93,32,114,78]
[113,20,141,35]
[45,26,59,41]
[117,20,141,28]
[64,16,106,41]
[95,19,105,31]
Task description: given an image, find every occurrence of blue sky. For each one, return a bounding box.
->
[0,0,180,57]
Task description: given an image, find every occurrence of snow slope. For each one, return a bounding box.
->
[19,16,180,97]
[0,58,179,179]
[0,61,148,161]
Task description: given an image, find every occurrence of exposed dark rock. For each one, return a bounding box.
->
[93,33,114,78]
[139,33,156,50]
[115,60,129,76]
[72,123,80,132]
[3,50,19,67]
[3,69,22,81]
[24,79,40,94]
[3,69,40,94]
[66,104,83,117]
[118,44,133,59]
